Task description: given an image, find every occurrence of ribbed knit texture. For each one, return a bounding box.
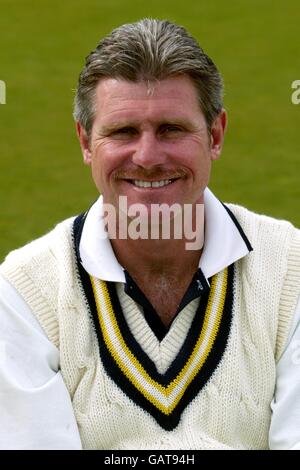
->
[1,205,300,449]
[116,282,200,374]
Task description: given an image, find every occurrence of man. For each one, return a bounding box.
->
[0,18,300,450]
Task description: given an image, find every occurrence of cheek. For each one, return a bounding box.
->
[182,151,212,186]
[174,142,210,171]
[92,142,130,176]
[90,148,114,182]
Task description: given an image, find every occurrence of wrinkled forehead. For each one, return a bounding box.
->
[93,75,203,121]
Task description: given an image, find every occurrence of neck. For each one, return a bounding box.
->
[111,236,202,280]
[107,201,204,279]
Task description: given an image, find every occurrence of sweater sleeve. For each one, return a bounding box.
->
[0,274,82,450]
[269,292,300,450]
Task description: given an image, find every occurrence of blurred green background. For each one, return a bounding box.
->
[0,0,299,261]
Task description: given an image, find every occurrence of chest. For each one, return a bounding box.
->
[134,276,192,326]
[58,262,278,449]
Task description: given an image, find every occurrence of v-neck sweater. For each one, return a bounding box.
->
[1,203,300,449]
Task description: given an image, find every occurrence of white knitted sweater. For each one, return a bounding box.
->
[1,204,300,450]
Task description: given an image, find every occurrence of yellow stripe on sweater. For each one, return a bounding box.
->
[91,268,228,415]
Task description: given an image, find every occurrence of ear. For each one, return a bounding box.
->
[76,122,92,165]
[210,109,227,161]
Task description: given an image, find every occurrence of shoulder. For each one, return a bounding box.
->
[226,202,299,230]
[226,202,300,278]
[0,216,77,348]
[0,216,76,273]
[226,203,300,360]
[226,203,300,250]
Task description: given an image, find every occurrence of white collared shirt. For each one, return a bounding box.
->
[0,188,299,449]
[79,188,251,282]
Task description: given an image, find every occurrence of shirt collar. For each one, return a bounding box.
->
[201,188,252,279]
[79,187,252,284]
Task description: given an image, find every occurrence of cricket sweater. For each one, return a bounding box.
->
[1,203,300,449]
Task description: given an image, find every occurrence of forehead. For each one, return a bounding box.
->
[93,75,203,124]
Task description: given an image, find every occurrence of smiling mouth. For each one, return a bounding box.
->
[126,178,179,188]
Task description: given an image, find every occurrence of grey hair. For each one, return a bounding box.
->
[73,18,224,138]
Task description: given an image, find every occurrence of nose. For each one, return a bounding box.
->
[131,131,166,169]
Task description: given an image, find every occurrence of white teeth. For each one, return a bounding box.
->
[134,180,152,188]
[133,179,172,188]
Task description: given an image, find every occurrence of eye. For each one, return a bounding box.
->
[111,127,138,138]
[159,124,183,136]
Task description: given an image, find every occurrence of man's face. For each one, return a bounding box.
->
[77,75,226,212]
